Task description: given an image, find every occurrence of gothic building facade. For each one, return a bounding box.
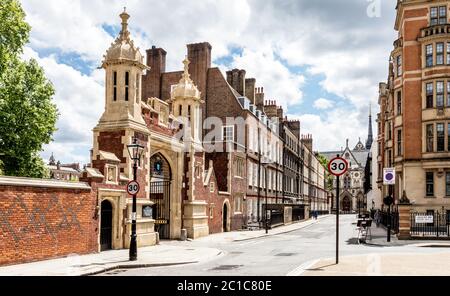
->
[321,112,373,213]
[79,10,330,251]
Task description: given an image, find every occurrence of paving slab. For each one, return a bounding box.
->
[302,251,450,276]
[0,244,223,276]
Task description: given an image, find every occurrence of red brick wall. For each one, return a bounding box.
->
[97,131,126,163]
[0,185,98,266]
[206,152,229,192]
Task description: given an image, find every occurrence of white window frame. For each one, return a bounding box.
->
[222,125,234,142]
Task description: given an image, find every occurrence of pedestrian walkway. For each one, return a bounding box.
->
[0,244,223,276]
[301,251,450,276]
[352,217,442,247]
[193,215,331,244]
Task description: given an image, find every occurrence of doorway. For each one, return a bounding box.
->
[223,203,229,232]
[342,196,351,213]
[100,200,113,251]
[150,153,172,239]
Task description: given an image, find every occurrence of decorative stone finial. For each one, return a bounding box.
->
[119,7,130,41]
[182,56,191,82]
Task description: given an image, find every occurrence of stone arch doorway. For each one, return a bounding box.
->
[222,201,231,232]
[341,194,352,213]
[150,153,172,239]
[100,200,113,251]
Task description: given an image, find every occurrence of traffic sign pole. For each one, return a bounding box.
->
[327,155,349,265]
[129,163,138,261]
[336,174,340,265]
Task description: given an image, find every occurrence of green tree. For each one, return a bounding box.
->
[0,0,30,73]
[317,154,334,191]
[0,0,58,178]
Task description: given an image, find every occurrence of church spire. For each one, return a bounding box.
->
[365,103,374,149]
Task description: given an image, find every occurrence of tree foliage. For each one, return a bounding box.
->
[0,0,58,178]
[0,0,30,73]
[317,154,334,191]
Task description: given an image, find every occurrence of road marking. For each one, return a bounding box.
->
[286,259,321,276]
[236,240,265,247]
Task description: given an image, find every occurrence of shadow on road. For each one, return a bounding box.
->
[305,263,337,272]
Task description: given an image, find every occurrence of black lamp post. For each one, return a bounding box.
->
[127,137,145,261]
[261,161,271,234]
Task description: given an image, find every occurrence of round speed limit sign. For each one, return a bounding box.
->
[127,181,140,195]
[328,157,349,177]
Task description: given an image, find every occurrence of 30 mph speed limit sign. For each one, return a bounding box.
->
[127,181,140,195]
[328,157,349,177]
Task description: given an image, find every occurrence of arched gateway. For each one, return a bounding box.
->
[150,153,172,239]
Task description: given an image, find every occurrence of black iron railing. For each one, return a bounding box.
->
[410,212,449,238]
[378,209,399,234]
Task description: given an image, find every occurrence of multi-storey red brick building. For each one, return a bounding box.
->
[378,0,450,218]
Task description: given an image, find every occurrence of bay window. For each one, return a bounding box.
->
[426,83,434,108]
[426,44,433,67]
[437,123,445,152]
[426,124,434,152]
[437,81,444,108]
[437,43,444,65]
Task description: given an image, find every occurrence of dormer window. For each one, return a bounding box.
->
[113,71,117,101]
[125,72,129,101]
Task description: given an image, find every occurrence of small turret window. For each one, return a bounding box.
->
[187,106,191,120]
[125,72,129,101]
[136,73,140,103]
[178,105,182,116]
[113,71,117,101]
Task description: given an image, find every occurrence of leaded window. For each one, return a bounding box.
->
[426,124,434,152]
[426,83,434,108]
[437,81,444,108]
[426,44,433,67]
[437,123,445,152]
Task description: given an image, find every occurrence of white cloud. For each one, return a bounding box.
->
[313,98,334,110]
[288,107,371,152]
[230,48,304,108]
[18,0,393,163]
[23,47,103,165]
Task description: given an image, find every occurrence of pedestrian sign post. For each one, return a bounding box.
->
[383,168,395,185]
[328,156,349,265]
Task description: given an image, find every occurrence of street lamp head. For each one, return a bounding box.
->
[127,137,145,164]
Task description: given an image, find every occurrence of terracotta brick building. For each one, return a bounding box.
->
[377,0,450,217]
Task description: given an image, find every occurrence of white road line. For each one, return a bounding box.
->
[286,259,321,276]
[236,240,265,247]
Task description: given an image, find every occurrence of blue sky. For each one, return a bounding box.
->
[20,0,397,165]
